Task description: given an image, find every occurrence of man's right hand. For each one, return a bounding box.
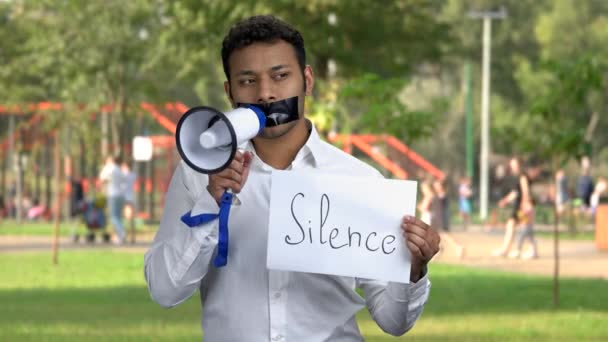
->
[207,151,253,205]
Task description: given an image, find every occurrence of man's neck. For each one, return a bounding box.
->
[252,119,310,170]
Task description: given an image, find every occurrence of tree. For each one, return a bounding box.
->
[154,0,451,141]
[337,73,438,140]
[0,0,195,182]
[524,55,604,306]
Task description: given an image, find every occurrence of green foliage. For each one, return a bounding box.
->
[271,0,451,78]
[338,73,438,140]
[522,56,603,164]
[0,0,168,160]
[1,0,607,168]
[434,0,608,170]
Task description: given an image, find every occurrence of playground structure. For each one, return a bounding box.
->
[1,102,445,222]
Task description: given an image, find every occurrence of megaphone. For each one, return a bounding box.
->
[175,105,266,174]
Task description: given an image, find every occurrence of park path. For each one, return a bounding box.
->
[1,228,607,279]
[433,227,607,280]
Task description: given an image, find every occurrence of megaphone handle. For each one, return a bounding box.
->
[225,188,241,206]
[214,189,234,267]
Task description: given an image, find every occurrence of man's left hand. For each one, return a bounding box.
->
[401,215,440,283]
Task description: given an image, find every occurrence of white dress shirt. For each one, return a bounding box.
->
[144,123,431,341]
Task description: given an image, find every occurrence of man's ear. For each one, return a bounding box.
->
[224,81,236,108]
[304,66,314,96]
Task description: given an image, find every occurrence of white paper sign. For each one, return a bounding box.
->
[267,170,418,283]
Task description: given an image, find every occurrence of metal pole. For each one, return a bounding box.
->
[1,151,5,197]
[465,62,474,179]
[7,114,14,205]
[479,17,491,220]
[52,133,61,265]
[15,152,22,223]
[468,8,506,220]
[148,157,155,221]
[101,110,109,158]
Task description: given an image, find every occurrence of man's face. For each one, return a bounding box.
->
[224,40,314,139]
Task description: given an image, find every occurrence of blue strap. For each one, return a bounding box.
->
[180,212,218,226]
[180,190,233,268]
[214,191,233,267]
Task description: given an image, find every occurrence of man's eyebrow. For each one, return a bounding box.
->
[270,64,290,71]
[235,70,256,76]
[235,65,291,76]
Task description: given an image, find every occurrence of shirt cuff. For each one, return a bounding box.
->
[386,268,430,302]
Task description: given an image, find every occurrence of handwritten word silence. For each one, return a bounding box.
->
[286,193,397,255]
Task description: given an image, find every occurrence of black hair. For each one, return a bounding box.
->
[221,15,306,81]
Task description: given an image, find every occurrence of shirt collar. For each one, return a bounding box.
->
[241,120,326,169]
[297,120,325,168]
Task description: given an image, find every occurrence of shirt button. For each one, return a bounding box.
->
[272,335,283,341]
[274,292,281,299]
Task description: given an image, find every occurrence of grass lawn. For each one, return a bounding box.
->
[0,251,606,341]
[2,221,597,243]
[0,220,155,237]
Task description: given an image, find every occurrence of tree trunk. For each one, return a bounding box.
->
[1,151,5,199]
[584,111,599,142]
[52,133,62,265]
[79,137,86,179]
[553,204,560,306]
[62,128,72,221]
[35,149,41,201]
[147,157,155,221]
[101,110,109,158]
[15,150,22,224]
[111,111,120,157]
[45,138,52,208]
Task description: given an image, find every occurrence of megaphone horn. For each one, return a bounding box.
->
[175,105,266,174]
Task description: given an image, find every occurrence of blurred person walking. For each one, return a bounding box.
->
[418,178,434,225]
[121,160,137,242]
[492,157,531,257]
[509,198,538,259]
[99,155,126,244]
[458,176,473,230]
[590,177,607,217]
[432,178,465,258]
[573,156,594,232]
[554,169,569,221]
[0,196,7,218]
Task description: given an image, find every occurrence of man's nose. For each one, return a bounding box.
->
[256,77,276,104]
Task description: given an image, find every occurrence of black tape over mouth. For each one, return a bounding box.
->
[237,96,299,127]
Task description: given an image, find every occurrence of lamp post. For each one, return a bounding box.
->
[468,7,507,219]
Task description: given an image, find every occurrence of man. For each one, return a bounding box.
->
[575,156,594,213]
[493,157,532,257]
[145,15,440,341]
[99,155,126,244]
[120,160,137,242]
